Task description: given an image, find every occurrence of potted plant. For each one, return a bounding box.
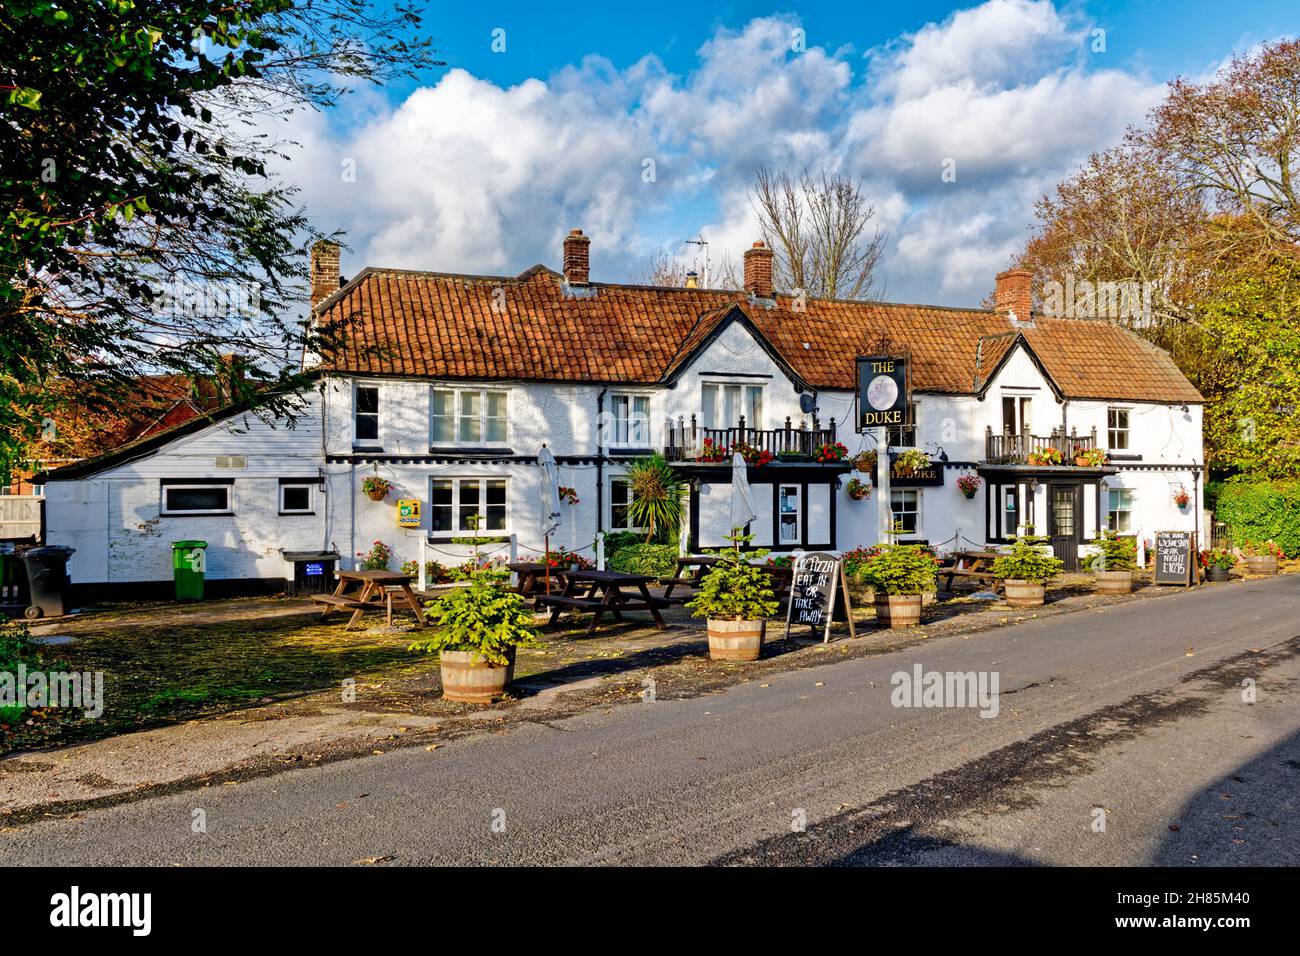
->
[956,473,981,499]
[814,441,849,463]
[557,485,580,505]
[841,545,881,605]
[1173,485,1191,509]
[1198,547,1236,582]
[851,450,877,473]
[858,544,937,628]
[357,540,393,571]
[1074,447,1107,467]
[734,442,774,467]
[1026,447,1063,467]
[992,536,1064,607]
[1088,531,1136,594]
[777,448,810,463]
[686,533,779,661]
[846,477,871,500]
[409,566,542,704]
[695,438,729,462]
[1241,540,1283,575]
[893,449,930,478]
[362,475,392,501]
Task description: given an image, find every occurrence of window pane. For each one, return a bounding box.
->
[485,392,508,443]
[612,395,629,444]
[356,387,379,414]
[281,486,310,512]
[459,392,482,443]
[432,390,454,443]
[166,487,228,512]
[485,479,507,531]
[746,386,763,428]
[700,384,717,429]
[611,479,632,529]
[724,385,741,424]
[430,480,453,532]
[356,413,378,442]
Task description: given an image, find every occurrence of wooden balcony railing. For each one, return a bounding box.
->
[984,426,1099,464]
[664,415,838,462]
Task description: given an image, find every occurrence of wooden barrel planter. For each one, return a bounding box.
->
[1003,580,1046,607]
[439,647,516,704]
[1207,565,1232,582]
[1093,570,1133,595]
[1245,555,1278,576]
[874,593,922,628]
[707,619,765,661]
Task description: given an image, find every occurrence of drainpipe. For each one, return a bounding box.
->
[596,386,608,539]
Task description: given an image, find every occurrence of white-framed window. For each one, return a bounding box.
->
[891,489,921,536]
[429,477,508,534]
[354,384,380,444]
[279,483,314,515]
[887,401,918,448]
[610,477,638,531]
[161,483,232,516]
[1001,394,1032,435]
[610,393,651,446]
[432,387,509,445]
[778,484,801,545]
[1108,488,1134,532]
[1108,407,1130,450]
[701,382,764,429]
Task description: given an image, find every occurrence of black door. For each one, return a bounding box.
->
[1049,484,1081,571]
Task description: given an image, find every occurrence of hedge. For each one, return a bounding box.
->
[608,543,679,579]
[1215,480,1300,557]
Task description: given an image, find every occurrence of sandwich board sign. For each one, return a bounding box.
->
[786,551,856,643]
[1153,530,1196,586]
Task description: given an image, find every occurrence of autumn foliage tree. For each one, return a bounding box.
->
[1014,39,1300,479]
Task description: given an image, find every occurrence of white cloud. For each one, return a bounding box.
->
[264,2,1170,306]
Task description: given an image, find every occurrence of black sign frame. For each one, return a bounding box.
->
[1153,530,1196,587]
[856,355,908,432]
[785,551,856,643]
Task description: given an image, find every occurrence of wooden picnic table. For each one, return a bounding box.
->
[658,555,793,606]
[506,561,568,598]
[312,569,429,630]
[535,569,669,636]
[940,550,1005,592]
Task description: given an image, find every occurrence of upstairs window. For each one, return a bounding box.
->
[702,383,764,429]
[1108,407,1130,450]
[610,394,650,446]
[1001,395,1032,435]
[431,388,508,445]
[354,385,380,444]
[887,401,918,448]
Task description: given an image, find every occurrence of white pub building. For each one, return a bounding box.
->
[41,229,1205,597]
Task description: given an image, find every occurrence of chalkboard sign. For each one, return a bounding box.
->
[786,551,856,642]
[1153,530,1196,586]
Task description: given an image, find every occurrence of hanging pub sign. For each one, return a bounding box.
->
[785,551,856,643]
[1153,530,1196,586]
[856,355,908,431]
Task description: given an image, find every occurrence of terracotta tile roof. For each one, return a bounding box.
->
[315,267,1203,403]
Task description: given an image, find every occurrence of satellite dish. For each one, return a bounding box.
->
[799,393,817,414]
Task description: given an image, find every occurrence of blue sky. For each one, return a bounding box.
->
[272,1,1300,306]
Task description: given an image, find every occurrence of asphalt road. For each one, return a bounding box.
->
[3,575,1297,866]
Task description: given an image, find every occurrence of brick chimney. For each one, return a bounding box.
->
[310,239,341,312]
[562,228,590,285]
[994,268,1032,323]
[744,240,774,298]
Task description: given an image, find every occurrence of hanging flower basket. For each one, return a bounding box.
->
[852,450,877,474]
[1173,486,1191,508]
[362,476,392,501]
[558,486,580,505]
[846,477,871,500]
[955,474,981,499]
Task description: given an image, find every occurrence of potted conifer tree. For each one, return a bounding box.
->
[1089,531,1137,594]
[993,536,1064,606]
[409,566,541,703]
[859,544,937,627]
[687,533,779,661]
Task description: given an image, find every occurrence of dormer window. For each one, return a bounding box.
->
[701,382,763,429]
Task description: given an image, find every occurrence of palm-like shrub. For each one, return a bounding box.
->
[624,453,686,543]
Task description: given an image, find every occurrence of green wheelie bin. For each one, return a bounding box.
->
[171,540,207,601]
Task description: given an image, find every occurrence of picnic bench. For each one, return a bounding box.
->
[312,570,429,630]
[535,569,669,636]
[506,561,568,598]
[655,556,793,606]
[940,550,1005,592]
